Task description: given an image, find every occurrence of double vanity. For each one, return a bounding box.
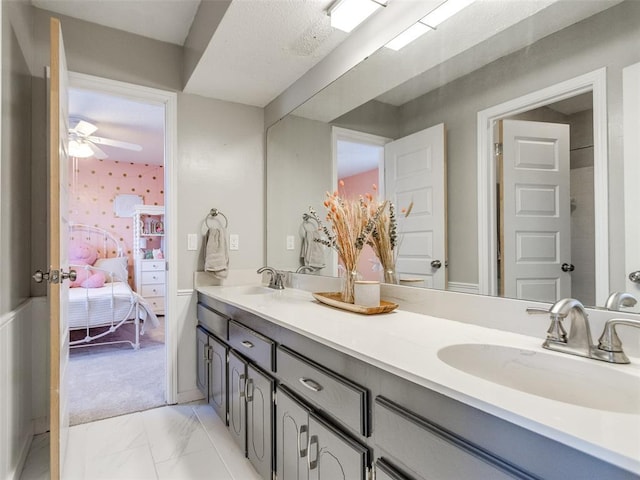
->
[195,282,640,480]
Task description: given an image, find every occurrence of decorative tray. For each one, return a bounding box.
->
[312,292,399,315]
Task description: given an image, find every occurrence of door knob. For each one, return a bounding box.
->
[431,260,442,269]
[32,269,77,284]
[561,263,575,272]
[629,271,640,284]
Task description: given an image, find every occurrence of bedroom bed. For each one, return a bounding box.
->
[68,224,159,350]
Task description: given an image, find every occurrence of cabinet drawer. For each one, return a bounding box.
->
[375,458,414,480]
[147,296,165,312]
[374,397,533,480]
[197,303,229,340]
[141,271,165,284]
[228,320,275,371]
[277,345,369,436]
[141,284,165,297]
[141,260,165,272]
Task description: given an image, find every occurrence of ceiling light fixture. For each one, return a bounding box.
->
[329,0,388,33]
[385,0,475,51]
[69,139,94,158]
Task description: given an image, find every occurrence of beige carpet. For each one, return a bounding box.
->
[68,316,166,425]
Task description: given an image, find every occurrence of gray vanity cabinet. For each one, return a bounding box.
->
[276,386,370,480]
[196,327,208,396]
[374,459,413,480]
[196,326,228,423]
[228,349,275,480]
[374,397,535,480]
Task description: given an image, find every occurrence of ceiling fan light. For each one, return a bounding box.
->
[69,139,94,158]
[385,22,432,51]
[329,0,383,33]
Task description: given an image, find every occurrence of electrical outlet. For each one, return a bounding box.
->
[187,233,198,251]
[229,234,239,250]
[286,235,295,250]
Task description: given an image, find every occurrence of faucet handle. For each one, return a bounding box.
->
[526,307,567,343]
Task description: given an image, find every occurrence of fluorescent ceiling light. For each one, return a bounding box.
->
[69,140,94,158]
[385,22,432,51]
[420,0,475,28]
[384,0,475,51]
[329,0,386,33]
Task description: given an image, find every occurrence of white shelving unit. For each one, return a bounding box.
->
[133,205,165,314]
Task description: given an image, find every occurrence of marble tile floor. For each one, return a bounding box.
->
[19,403,262,480]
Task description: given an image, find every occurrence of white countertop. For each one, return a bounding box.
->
[196,284,640,475]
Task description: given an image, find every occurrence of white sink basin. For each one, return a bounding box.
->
[230,285,278,295]
[437,343,640,414]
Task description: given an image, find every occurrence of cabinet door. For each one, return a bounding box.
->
[247,364,275,480]
[196,327,209,398]
[208,335,228,424]
[308,413,369,480]
[276,387,310,480]
[228,350,247,454]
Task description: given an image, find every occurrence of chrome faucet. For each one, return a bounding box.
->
[528,298,640,364]
[257,266,285,290]
[596,318,640,364]
[605,291,638,311]
[527,298,592,358]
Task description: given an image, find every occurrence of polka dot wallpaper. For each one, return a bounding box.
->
[68,158,164,285]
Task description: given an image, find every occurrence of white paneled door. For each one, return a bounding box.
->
[384,124,447,289]
[49,17,71,480]
[501,119,571,302]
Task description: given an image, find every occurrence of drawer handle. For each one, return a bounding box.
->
[299,377,323,392]
[307,435,318,470]
[298,425,308,458]
[241,340,254,349]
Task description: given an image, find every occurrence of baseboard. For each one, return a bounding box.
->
[447,281,480,295]
[177,389,205,405]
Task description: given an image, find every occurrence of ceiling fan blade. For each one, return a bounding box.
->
[87,141,108,159]
[88,135,142,151]
[72,120,98,137]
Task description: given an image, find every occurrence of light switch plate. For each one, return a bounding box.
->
[229,234,239,250]
[187,233,198,251]
[286,235,295,250]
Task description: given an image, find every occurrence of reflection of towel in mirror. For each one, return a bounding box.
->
[204,227,229,279]
[300,230,325,268]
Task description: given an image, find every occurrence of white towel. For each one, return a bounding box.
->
[204,227,229,279]
[301,229,326,269]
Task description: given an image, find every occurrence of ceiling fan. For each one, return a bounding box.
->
[68,119,142,159]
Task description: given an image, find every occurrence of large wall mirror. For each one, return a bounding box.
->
[266,0,640,312]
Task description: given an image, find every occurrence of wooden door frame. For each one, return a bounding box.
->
[477,68,609,305]
[68,72,178,403]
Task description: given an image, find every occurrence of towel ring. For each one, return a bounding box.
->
[206,208,228,228]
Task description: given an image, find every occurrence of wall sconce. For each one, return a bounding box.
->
[329,0,388,33]
[385,0,475,51]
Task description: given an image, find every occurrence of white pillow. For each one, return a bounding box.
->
[94,257,128,283]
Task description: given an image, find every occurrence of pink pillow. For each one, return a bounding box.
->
[70,266,106,288]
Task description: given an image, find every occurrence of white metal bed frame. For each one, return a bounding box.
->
[69,223,147,350]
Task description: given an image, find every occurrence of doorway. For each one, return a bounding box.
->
[477,68,609,305]
[66,72,177,423]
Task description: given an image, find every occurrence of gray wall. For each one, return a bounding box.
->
[1,0,34,315]
[266,115,331,270]
[0,1,36,477]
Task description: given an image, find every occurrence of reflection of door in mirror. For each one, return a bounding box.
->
[385,124,447,290]
[500,119,571,303]
[494,94,596,305]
